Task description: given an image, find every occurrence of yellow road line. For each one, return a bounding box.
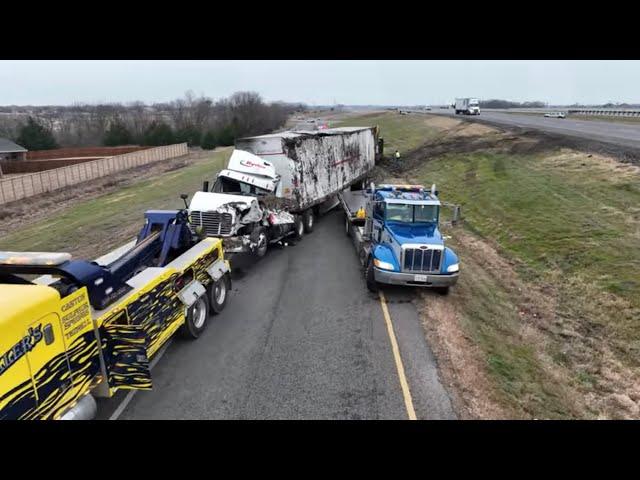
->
[378,290,417,420]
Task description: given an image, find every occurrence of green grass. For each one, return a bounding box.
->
[417,149,640,417]
[0,149,231,255]
[333,112,442,154]
[418,152,640,314]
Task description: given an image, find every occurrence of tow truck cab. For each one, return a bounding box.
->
[368,184,459,290]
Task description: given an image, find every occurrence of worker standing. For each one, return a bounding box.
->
[395,150,401,161]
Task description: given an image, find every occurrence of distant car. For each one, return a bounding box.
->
[544,112,566,118]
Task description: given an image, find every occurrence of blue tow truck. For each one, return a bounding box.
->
[339,183,460,293]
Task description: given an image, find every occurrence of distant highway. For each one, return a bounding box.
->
[427,110,640,150]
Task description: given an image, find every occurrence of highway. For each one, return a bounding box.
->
[97,210,456,420]
[428,109,640,150]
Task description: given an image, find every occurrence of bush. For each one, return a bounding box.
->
[103,119,134,146]
[16,117,58,150]
[214,125,236,146]
[142,121,175,146]
[201,130,217,150]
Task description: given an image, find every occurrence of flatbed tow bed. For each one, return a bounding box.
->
[339,188,373,267]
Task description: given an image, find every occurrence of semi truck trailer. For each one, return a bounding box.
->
[189,126,379,257]
[454,98,480,115]
[0,205,231,420]
[340,183,460,292]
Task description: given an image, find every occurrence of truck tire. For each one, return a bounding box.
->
[345,214,351,237]
[302,209,315,233]
[292,215,304,240]
[209,274,231,314]
[251,226,268,258]
[180,293,210,339]
[366,257,379,293]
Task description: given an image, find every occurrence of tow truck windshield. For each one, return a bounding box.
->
[385,203,439,223]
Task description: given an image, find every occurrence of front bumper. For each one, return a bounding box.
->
[222,235,253,254]
[374,268,459,287]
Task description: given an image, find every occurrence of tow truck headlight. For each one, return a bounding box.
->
[447,263,459,273]
[374,258,395,271]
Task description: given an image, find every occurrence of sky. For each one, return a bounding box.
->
[1,60,639,106]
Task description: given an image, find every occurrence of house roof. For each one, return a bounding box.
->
[0,138,27,153]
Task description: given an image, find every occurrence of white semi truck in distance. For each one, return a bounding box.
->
[454,98,480,115]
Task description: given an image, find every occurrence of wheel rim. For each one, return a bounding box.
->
[214,280,226,305]
[298,221,304,236]
[192,297,207,329]
[307,214,313,228]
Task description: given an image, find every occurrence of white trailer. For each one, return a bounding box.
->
[189,127,379,257]
[455,98,480,115]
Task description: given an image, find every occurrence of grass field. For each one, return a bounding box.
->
[0,149,231,257]
[333,112,443,154]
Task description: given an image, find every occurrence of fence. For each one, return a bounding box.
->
[0,143,188,205]
[26,146,148,160]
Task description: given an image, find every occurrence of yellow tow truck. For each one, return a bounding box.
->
[0,207,231,420]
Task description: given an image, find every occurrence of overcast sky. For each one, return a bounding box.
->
[1,60,638,106]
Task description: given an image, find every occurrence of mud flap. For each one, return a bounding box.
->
[101,324,152,392]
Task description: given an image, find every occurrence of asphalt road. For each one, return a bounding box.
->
[429,110,640,149]
[96,210,456,420]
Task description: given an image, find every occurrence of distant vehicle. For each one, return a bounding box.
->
[425,106,432,111]
[544,112,566,118]
[455,98,480,115]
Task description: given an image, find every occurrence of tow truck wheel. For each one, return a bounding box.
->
[345,214,351,237]
[366,257,379,293]
[303,209,315,233]
[209,274,231,314]
[180,293,210,339]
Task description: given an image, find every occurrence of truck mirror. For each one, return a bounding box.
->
[180,194,189,209]
[202,181,209,192]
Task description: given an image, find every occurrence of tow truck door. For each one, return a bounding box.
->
[101,318,152,392]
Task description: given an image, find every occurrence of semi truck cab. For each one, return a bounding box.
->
[341,184,459,292]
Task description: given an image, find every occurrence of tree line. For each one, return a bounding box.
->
[0,91,306,151]
[478,99,547,109]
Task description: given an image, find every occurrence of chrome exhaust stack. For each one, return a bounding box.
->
[59,394,97,421]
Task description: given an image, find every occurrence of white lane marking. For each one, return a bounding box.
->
[109,339,173,421]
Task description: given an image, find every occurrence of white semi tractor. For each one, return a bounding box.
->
[454,98,480,115]
[188,127,379,257]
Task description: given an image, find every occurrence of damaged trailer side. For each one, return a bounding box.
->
[189,127,378,258]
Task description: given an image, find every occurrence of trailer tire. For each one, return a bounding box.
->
[209,274,231,314]
[180,293,210,339]
[293,215,304,240]
[303,209,315,233]
[366,257,379,293]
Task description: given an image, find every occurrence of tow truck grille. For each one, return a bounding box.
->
[403,247,442,273]
[190,211,234,236]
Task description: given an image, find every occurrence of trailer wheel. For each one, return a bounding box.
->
[302,209,314,233]
[293,215,304,240]
[366,257,379,293]
[180,293,210,339]
[209,274,231,314]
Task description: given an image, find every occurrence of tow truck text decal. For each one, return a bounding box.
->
[0,325,44,377]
